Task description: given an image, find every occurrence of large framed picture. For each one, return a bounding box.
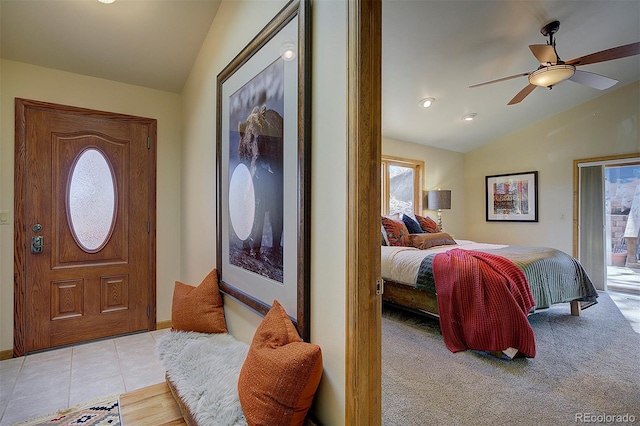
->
[216,0,310,340]
[486,171,538,222]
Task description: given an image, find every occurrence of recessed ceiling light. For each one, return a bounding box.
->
[418,98,435,108]
[462,113,477,121]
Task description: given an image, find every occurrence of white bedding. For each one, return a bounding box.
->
[381,240,508,286]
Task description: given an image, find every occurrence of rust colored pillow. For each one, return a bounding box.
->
[171,269,227,333]
[415,214,441,233]
[238,300,323,426]
[381,216,409,246]
[407,232,457,250]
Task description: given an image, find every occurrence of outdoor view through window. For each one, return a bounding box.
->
[388,165,415,215]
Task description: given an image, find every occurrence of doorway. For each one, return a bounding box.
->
[605,162,640,294]
[576,154,640,295]
[14,99,157,356]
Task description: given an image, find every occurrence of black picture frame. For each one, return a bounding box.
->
[216,0,311,341]
[486,171,538,222]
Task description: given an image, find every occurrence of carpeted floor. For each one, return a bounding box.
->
[13,396,120,426]
[382,291,640,426]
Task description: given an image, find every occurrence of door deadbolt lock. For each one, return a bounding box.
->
[31,236,44,254]
[32,223,43,232]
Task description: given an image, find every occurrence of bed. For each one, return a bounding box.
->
[381,239,599,319]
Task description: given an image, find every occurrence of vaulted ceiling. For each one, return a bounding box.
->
[2,1,639,152]
[0,0,221,93]
[383,1,640,152]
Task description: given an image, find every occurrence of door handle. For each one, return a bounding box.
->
[31,236,44,254]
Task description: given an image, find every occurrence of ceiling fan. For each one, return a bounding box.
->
[469,20,640,105]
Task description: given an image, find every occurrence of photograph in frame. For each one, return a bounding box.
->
[228,58,285,283]
[216,0,310,340]
[486,171,538,222]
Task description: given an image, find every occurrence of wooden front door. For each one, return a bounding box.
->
[14,99,157,356]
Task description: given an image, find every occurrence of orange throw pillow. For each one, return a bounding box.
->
[415,214,441,233]
[238,300,323,426]
[171,269,227,334]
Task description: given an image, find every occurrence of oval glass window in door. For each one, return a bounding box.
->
[68,148,117,252]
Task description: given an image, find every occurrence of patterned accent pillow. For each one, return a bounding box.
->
[402,214,424,234]
[415,214,441,233]
[381,225,389,246]
[381,216,409,246]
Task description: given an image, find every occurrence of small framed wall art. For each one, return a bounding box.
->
[486,171,538,222]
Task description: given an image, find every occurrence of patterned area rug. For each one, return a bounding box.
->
[13,396,120,426]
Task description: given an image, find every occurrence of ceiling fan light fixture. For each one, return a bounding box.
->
[529,64,576,87]
[418,97,435,108]
[462,113,477,122]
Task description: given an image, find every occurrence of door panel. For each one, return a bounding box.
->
[54,135,128,266]
[14,99,157,355]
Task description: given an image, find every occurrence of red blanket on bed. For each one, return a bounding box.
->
[433,248,536,357]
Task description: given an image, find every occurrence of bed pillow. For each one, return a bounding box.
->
[238,300,323,426]
[385,212,401,221]
[415,214,441,233]
[171,269,228,333]
[402,214,424,234]
[381,216,409,246]
[407,232,456,250]
[381,225,390,246]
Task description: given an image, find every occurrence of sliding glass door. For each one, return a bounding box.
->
[576,155,640,293]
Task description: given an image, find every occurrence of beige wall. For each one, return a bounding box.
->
[383,137,466,238]
[180,0,347,423]
[0,59,182,352]
[464,81,640,254]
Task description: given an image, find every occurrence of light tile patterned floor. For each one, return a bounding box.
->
[0,329,167,426]
[607,265,640,333]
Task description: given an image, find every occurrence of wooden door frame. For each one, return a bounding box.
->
[13,98,157,357]
[346,0,382,424]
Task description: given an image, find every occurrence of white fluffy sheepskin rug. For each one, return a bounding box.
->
[157,331,249,426]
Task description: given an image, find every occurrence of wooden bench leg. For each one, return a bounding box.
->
[570,300,580,316]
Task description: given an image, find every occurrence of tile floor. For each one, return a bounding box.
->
[0,329,168,425]
[607,265,640,333]
[609,291,640,333]
[607,264,640,295]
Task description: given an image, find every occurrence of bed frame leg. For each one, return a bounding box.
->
[570,300,580,316]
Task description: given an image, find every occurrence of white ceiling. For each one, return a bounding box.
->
[1,1,639,152]
[383,0,640,152]
[0,0,221,93]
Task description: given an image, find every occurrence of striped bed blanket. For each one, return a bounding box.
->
[433,249,537,357]
[381,240,599,310]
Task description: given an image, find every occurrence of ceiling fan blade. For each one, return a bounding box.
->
[529,44,556,64]
[569,70,618,90]
[469,72,530,88]
[507,84,537,105]
[566,41,640,66]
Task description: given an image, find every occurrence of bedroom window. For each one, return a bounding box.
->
[381,156,424,215]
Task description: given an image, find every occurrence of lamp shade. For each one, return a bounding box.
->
[427,190,451,210]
